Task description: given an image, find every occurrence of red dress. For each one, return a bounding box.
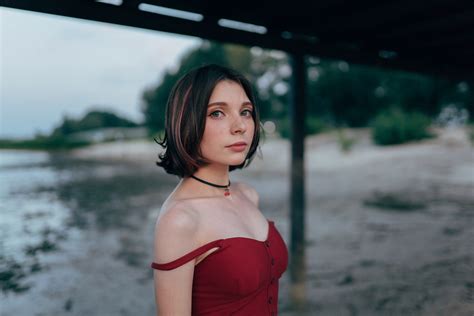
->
[151,219,288,315]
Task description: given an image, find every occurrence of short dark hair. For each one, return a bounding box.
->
[154,64,262,178]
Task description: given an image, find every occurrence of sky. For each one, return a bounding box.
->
[0,6,200,139]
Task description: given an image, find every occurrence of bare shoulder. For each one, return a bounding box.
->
[153,202,200,264]
[234,181,259,207]
[157,202,199,232]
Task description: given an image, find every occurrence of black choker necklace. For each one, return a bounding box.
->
[190,175,231,196]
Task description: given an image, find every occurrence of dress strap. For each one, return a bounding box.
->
[151,239,222,271]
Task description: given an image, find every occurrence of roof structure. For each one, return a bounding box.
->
[2,0,473,81]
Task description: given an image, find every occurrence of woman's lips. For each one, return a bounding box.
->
[227,144,247,152]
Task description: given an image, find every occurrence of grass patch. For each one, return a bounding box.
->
[364,191,426,211]
[0,256,31,294]
[335,128,357,153]
[0,136,91,150]
[468,124,474,146]
[24,239,59,256]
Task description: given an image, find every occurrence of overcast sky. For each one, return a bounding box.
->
[0,7,200,139]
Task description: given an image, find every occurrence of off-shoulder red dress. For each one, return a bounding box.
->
[151,219,288,315]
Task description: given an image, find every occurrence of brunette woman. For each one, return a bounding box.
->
[151,64,288,315]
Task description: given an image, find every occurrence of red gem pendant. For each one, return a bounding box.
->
[224,188,230,196]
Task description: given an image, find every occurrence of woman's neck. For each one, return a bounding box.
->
[178,164,232,199]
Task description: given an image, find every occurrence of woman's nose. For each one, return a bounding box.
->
[231,115,247,134]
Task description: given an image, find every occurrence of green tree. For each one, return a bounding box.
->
[50,109,138,137]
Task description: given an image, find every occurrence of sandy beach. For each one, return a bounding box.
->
[1,126,472,315]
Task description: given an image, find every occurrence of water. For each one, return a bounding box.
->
[0,149,173,315]
[1,150,72,290]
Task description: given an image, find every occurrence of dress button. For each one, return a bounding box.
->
[271,258,275,265]
[268,296,273,304]
[270,277,275,284]
[265,241,270,247]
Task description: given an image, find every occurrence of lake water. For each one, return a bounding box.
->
[0,149,174,315]
[1,150,71,274]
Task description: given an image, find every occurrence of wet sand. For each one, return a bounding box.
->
[1,127,472,315]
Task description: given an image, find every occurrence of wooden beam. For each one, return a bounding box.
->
[1,0,472,80]
[288,51,307,310]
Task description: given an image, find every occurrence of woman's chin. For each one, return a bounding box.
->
[230,158,247,166]
[222,156,246,166]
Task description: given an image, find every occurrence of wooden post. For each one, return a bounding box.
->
[288,51,307,309]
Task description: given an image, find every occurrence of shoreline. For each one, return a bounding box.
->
[66,126,472,172]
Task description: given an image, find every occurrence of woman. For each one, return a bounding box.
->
[151,64,288,315]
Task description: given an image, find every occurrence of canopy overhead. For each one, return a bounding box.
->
[2,0,473,80]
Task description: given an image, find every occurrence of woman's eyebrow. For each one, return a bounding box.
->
[207,101,253,108]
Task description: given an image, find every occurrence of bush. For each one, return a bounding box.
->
[335,128,357,153]
[277,119,289,138]
[307,117,329,135]
[370,106,434,145]
[469,124,474,147]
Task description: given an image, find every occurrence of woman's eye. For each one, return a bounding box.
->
[209,109,253,118]
[209,111,223,118]
[242,109,253,116]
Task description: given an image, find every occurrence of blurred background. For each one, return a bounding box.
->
[1,4,473,316]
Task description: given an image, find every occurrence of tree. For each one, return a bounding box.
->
[50,109,138,137]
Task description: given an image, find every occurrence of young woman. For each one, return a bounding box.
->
[151,64,288,315]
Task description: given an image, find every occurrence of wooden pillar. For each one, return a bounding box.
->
[288,51,307,309]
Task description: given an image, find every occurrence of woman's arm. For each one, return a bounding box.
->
[152,207,199,315]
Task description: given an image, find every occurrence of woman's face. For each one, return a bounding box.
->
[200,80,255,167]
